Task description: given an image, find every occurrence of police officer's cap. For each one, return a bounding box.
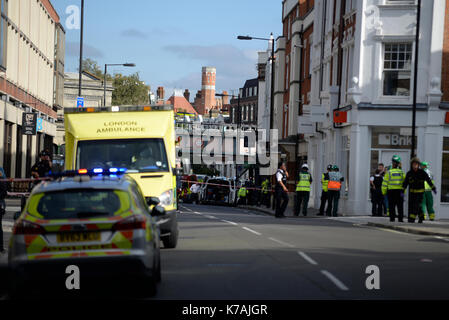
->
[327,164,333,170]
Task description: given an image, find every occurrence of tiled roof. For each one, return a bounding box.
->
[167,95,198,115]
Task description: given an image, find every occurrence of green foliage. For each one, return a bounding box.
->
[80,59,149,106]
[81,58,103,79]
[112,73,150,105]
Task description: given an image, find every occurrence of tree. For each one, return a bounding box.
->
[112,73,150,105]
[80,59,150,105]
[81,58,103,79]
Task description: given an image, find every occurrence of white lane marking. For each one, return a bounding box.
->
[321,270,349,291]
[242,227,262,236]
[221,220,238,226]
[298,251,318,265]
[420,259,433,263]
[434,236,449,242]
[268,237,294,248]
[194,211,202,215]
[6,206,21,211]
[204,215,217,219]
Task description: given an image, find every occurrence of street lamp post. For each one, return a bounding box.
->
[78,0,84,97]
[237,34,275,133]
[411,0,421,159]
[103,63,136,106]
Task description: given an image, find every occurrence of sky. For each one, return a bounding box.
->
[52,0,282,99]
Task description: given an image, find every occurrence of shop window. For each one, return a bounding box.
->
[442,137,449,203]
[383,43,412,96]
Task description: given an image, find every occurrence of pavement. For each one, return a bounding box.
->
[240,203,449,237]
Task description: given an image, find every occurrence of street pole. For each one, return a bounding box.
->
[411,0,421,159]
[103,64,108,107]
[270,33,275,134]
[78,0,84,97]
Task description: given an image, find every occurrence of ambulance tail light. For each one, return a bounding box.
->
[113,215,146,231]
[13,220,46,235]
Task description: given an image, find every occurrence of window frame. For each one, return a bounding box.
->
[381,42,413,98]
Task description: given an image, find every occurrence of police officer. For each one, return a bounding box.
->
[326,165,344,217]
[275,162,289,218]
[31,150,52,179]
[261,178,270,208]
[403,157,436,223]
[421,161,436,221]
[318,165,332,216]
[238,185,248,206]
[295,164,313,217]
[381,155,405,222]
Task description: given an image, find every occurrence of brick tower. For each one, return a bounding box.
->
[200,66,216,114]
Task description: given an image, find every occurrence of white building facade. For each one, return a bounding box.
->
[296,0,449,219]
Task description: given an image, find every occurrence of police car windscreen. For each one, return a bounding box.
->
[32,190,128,219]
[77,138,169,173]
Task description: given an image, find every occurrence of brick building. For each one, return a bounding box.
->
[193,67,217,115]
[274,0,449,218]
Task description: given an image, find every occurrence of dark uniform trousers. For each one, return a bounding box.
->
[387,190,404,222]
[326,190,340,217]
[319,191,328,215]
[275,187,289,217]
[409,192,424,222]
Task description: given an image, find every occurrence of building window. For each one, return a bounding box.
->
[383,43,412,96]
[442,137,449,203]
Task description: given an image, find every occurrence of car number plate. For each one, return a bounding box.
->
[57,232,101,243]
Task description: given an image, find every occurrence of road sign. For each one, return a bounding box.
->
[77,96,84,108]
[22,113,37,135]
[36,117,43,132]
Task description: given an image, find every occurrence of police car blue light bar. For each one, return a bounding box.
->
[48,168,128,179]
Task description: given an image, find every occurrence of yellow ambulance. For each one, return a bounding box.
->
[64,105,178,248]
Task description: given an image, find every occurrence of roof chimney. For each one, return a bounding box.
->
[157,87,165,101]
[184,89,190,102]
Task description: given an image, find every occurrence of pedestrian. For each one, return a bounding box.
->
[318,165,332,216]
[30,150,52,190]
[295,164,313,217]
[261,178,270,208]
[403,157,437,223]
[237,185,248,206]
[381,155,405,222]
[190,182,201,204]
[326,165,344,217]
[0,170,7,254]
[377,163,391,217]
[274,162,289,218]
[370,169,384,216]
[421,161,436,221]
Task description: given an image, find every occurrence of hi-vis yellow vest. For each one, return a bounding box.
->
[321,173,329,192]
[296,173,311,192]
[381,168,405,195]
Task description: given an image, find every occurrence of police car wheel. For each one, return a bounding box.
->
[162,231,178,249]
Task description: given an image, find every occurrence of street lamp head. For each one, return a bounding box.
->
[123,63,136,67]
[237,35,252,40]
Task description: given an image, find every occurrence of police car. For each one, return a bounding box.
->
[8,168,165,297]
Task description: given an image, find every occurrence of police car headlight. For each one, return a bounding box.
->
[159,189,173,207]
